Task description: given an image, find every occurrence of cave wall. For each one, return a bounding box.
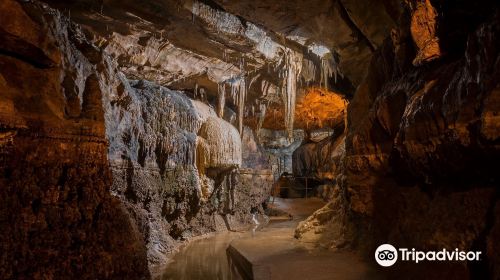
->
[105,77,269,268]
[293,1,500,278]
[256,128,305,179]
[0,1,149,278]
[343,2,500,279]
[292,130,345,182]
[0,0,273,276]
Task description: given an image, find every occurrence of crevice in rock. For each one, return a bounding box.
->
[0,29,56,69]
[0,49,54,69]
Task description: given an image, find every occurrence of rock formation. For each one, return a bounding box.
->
[0,0,272,276]
[2,0,500,279]
[297,1,500,279]
[106,77,267,268]
[0,1,149,278]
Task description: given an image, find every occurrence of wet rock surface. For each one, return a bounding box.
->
[292,131,345,182]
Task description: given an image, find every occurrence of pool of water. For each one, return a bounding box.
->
[160,231,248,280]
[159,198,325,280]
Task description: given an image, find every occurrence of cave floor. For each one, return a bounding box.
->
[227,225,381,280]
[159,198,380,280]
[228,198,382,280]
[267,197,327,224]
[159,231,245,280]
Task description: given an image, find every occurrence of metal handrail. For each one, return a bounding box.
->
[270,175,317,203]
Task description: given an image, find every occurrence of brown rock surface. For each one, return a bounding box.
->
[293,2,500,279]
[341,7,500,279]
[408,0,441,65]
[0,1,149,278]
[292,133,345,182]
[1,1,273,274]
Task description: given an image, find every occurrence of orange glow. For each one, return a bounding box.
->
[244,87,347,131]
[294,87,347,131]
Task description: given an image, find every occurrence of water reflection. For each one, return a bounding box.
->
[161,232,246,280]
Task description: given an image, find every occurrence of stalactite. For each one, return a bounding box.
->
[261,80,273,100]
[238,78,246,136]
[320,56,333,89]
[257,101,268,136]
[226,77,246,135]
[230,78,239,102]
[223,49,227,61]
[320,52,341,89]
[217,83,225,118]
[282,48,303,139]
[301,59,316,84]
[248,73,261,90]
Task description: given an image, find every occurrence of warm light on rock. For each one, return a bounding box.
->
[295,87,347,132]
[1,0,499,279]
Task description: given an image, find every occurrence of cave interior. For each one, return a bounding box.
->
[0,0,500,279]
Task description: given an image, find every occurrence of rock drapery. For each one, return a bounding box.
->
[104,53,266,270]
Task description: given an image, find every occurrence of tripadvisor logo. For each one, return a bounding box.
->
[375,244,398,267]
[375,244,482,267]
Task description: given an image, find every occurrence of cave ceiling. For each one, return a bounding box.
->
[44,0,399,130]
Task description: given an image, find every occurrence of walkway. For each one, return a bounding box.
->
[228,198,381,280]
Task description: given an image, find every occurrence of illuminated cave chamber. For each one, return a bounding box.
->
[0,0,499,279]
